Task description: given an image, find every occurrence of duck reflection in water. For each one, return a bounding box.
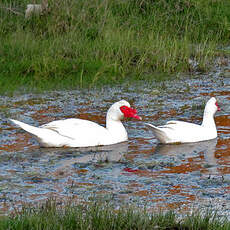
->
[154,139,218,174]
[54,142,128,171]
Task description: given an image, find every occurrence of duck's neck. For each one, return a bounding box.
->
[106,116,128,142]
[201,110,216,129]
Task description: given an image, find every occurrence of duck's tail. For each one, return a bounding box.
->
[10,119,51,139]
[145,123,168,143]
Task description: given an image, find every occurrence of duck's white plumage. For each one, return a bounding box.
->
[146,97,220,144]
[10,100,141,147]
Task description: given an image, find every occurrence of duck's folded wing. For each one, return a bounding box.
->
[40,118,106,140]
[166,120,200,129]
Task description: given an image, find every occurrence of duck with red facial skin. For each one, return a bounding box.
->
[146,97,220,144]
[10,100,141,148]
[120,106,142,120]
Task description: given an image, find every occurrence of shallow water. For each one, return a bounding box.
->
[0,64,230,217]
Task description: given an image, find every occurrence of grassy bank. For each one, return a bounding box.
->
[0,0,230,92]
[0,200,229,230]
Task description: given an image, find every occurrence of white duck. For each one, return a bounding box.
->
[146,97,220,144]
[10,100,141,148]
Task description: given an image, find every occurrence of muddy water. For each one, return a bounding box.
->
[0,66,230,217]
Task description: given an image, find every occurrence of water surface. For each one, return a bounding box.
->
[0,66,230,217]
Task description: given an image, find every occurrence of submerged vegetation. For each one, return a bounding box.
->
[0,200,230,230]
[0,0,230,92]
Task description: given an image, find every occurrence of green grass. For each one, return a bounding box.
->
[0,0,230,93]
[0,199,229,230]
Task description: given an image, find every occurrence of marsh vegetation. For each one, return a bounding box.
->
[0,0,230,92]
[1,200,230,230]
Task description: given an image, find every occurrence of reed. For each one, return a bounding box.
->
[0,199,229,230]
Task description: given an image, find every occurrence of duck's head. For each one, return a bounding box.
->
[108,100,142,121]
[205,97,220,115]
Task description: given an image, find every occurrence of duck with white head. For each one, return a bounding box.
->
[10,100,141,148]
[146,97,220,144]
